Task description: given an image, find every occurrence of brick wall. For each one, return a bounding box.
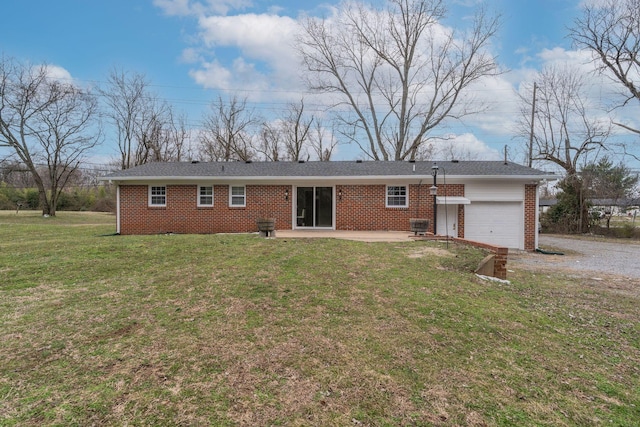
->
[119,184,292,235]
[335,183,464,233]
[118,182,533,250]
[524,184,538,251]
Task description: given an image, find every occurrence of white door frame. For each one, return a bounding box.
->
[293,185,335,229]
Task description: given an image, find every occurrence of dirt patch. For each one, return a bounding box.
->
[407,247,454,258]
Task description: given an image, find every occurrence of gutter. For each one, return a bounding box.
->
[100,173,558,185]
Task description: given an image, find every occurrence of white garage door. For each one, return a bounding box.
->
[465,202,523,249]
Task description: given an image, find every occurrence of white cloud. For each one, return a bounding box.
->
[197,13,298,62]
[38,64,73,84]
[180,47,202,64]
[189,60,233,89]
[153,0,253,16]
[188,13,304,96]
[153,0,195,16]
[537,47,594,67]
[434,133,501,160]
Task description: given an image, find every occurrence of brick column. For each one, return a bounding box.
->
[524,184,538,251]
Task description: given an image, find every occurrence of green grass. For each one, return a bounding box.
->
[1,211,639,426]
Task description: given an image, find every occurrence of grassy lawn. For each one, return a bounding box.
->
[1,211,639,426]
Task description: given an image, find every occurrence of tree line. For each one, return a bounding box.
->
[1,0,639,226]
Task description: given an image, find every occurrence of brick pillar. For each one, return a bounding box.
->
[524,184,537,251]
[493,247,508,280]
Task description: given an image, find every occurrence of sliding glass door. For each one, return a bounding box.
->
[295,186,333,228]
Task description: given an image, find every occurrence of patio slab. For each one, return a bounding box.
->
[276,230,415,242]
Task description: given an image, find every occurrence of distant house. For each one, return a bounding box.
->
[101,160,556,251]
[589,198,639,217]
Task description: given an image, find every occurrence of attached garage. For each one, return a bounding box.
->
[464,202,524,249]
[463,182,527,249]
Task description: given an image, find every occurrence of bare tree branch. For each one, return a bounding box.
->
[517,65,610,176]
[297,0,500,160]
[198,95,259,162]
[0,57,99,215]
[570,0,640,138]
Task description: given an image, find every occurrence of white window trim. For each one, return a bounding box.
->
[386,184,409,208]
[229,185,246,207]
[149,185,166,207]
[197,185,214,207]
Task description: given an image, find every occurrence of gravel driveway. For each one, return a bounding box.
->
[509,235,640,280]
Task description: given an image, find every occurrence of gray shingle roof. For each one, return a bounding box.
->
[103,160,554,180]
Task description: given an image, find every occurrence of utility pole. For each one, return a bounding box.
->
[528,82,537,168]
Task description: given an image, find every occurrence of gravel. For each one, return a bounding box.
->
[509,235,640,280]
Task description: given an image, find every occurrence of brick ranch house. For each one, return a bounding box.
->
[101,160,556,251]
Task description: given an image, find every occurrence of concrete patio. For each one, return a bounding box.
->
[275,229,416,242]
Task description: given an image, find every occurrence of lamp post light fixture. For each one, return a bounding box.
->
[431,163,439,235]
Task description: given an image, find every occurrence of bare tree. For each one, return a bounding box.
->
[198,95,259,162]
[0,57,100,216]
[101,68,189,166]
[100,68,148,169]
[258,121,284,161]
[518,65,611,232]
[163,110,191,162]
[0,159,35,188]
[518,65,610,176]
[297,0,500,161]
[134,97,169,165]
[434,139,479,161]
[309,121,337,161]
[570,0,640,138]
[258,99,314,161]
[280,99,313,161]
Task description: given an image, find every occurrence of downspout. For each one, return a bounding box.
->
[442,168,449,248]
[116,184,121,235]
[534,181,540,250]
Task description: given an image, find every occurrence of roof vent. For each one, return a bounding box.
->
[356,159,363,163]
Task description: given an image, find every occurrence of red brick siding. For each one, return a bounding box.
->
[524,184,538,251]
[335,183,464,232]
[118,182,533,249]
[119,184,292,235]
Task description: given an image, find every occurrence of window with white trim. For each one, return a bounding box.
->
[229,185,246,207]
[198,185,214,207]
[149,185,166,206]
[386,185,408,207]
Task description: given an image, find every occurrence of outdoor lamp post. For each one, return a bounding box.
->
[430,163,438,235]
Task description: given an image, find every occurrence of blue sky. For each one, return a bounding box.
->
[1,0,638,169]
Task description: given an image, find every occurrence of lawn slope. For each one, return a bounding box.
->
[1,212,639,425]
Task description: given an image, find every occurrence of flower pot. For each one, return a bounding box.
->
[410,218,429,235]
[256,218,276,237]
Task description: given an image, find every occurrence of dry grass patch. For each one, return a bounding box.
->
[407,246,454,258]
[1,213,639,426]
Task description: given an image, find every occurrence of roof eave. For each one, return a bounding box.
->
[100,173,558,183]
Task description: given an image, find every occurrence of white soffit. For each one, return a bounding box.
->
[436,196,470,205]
